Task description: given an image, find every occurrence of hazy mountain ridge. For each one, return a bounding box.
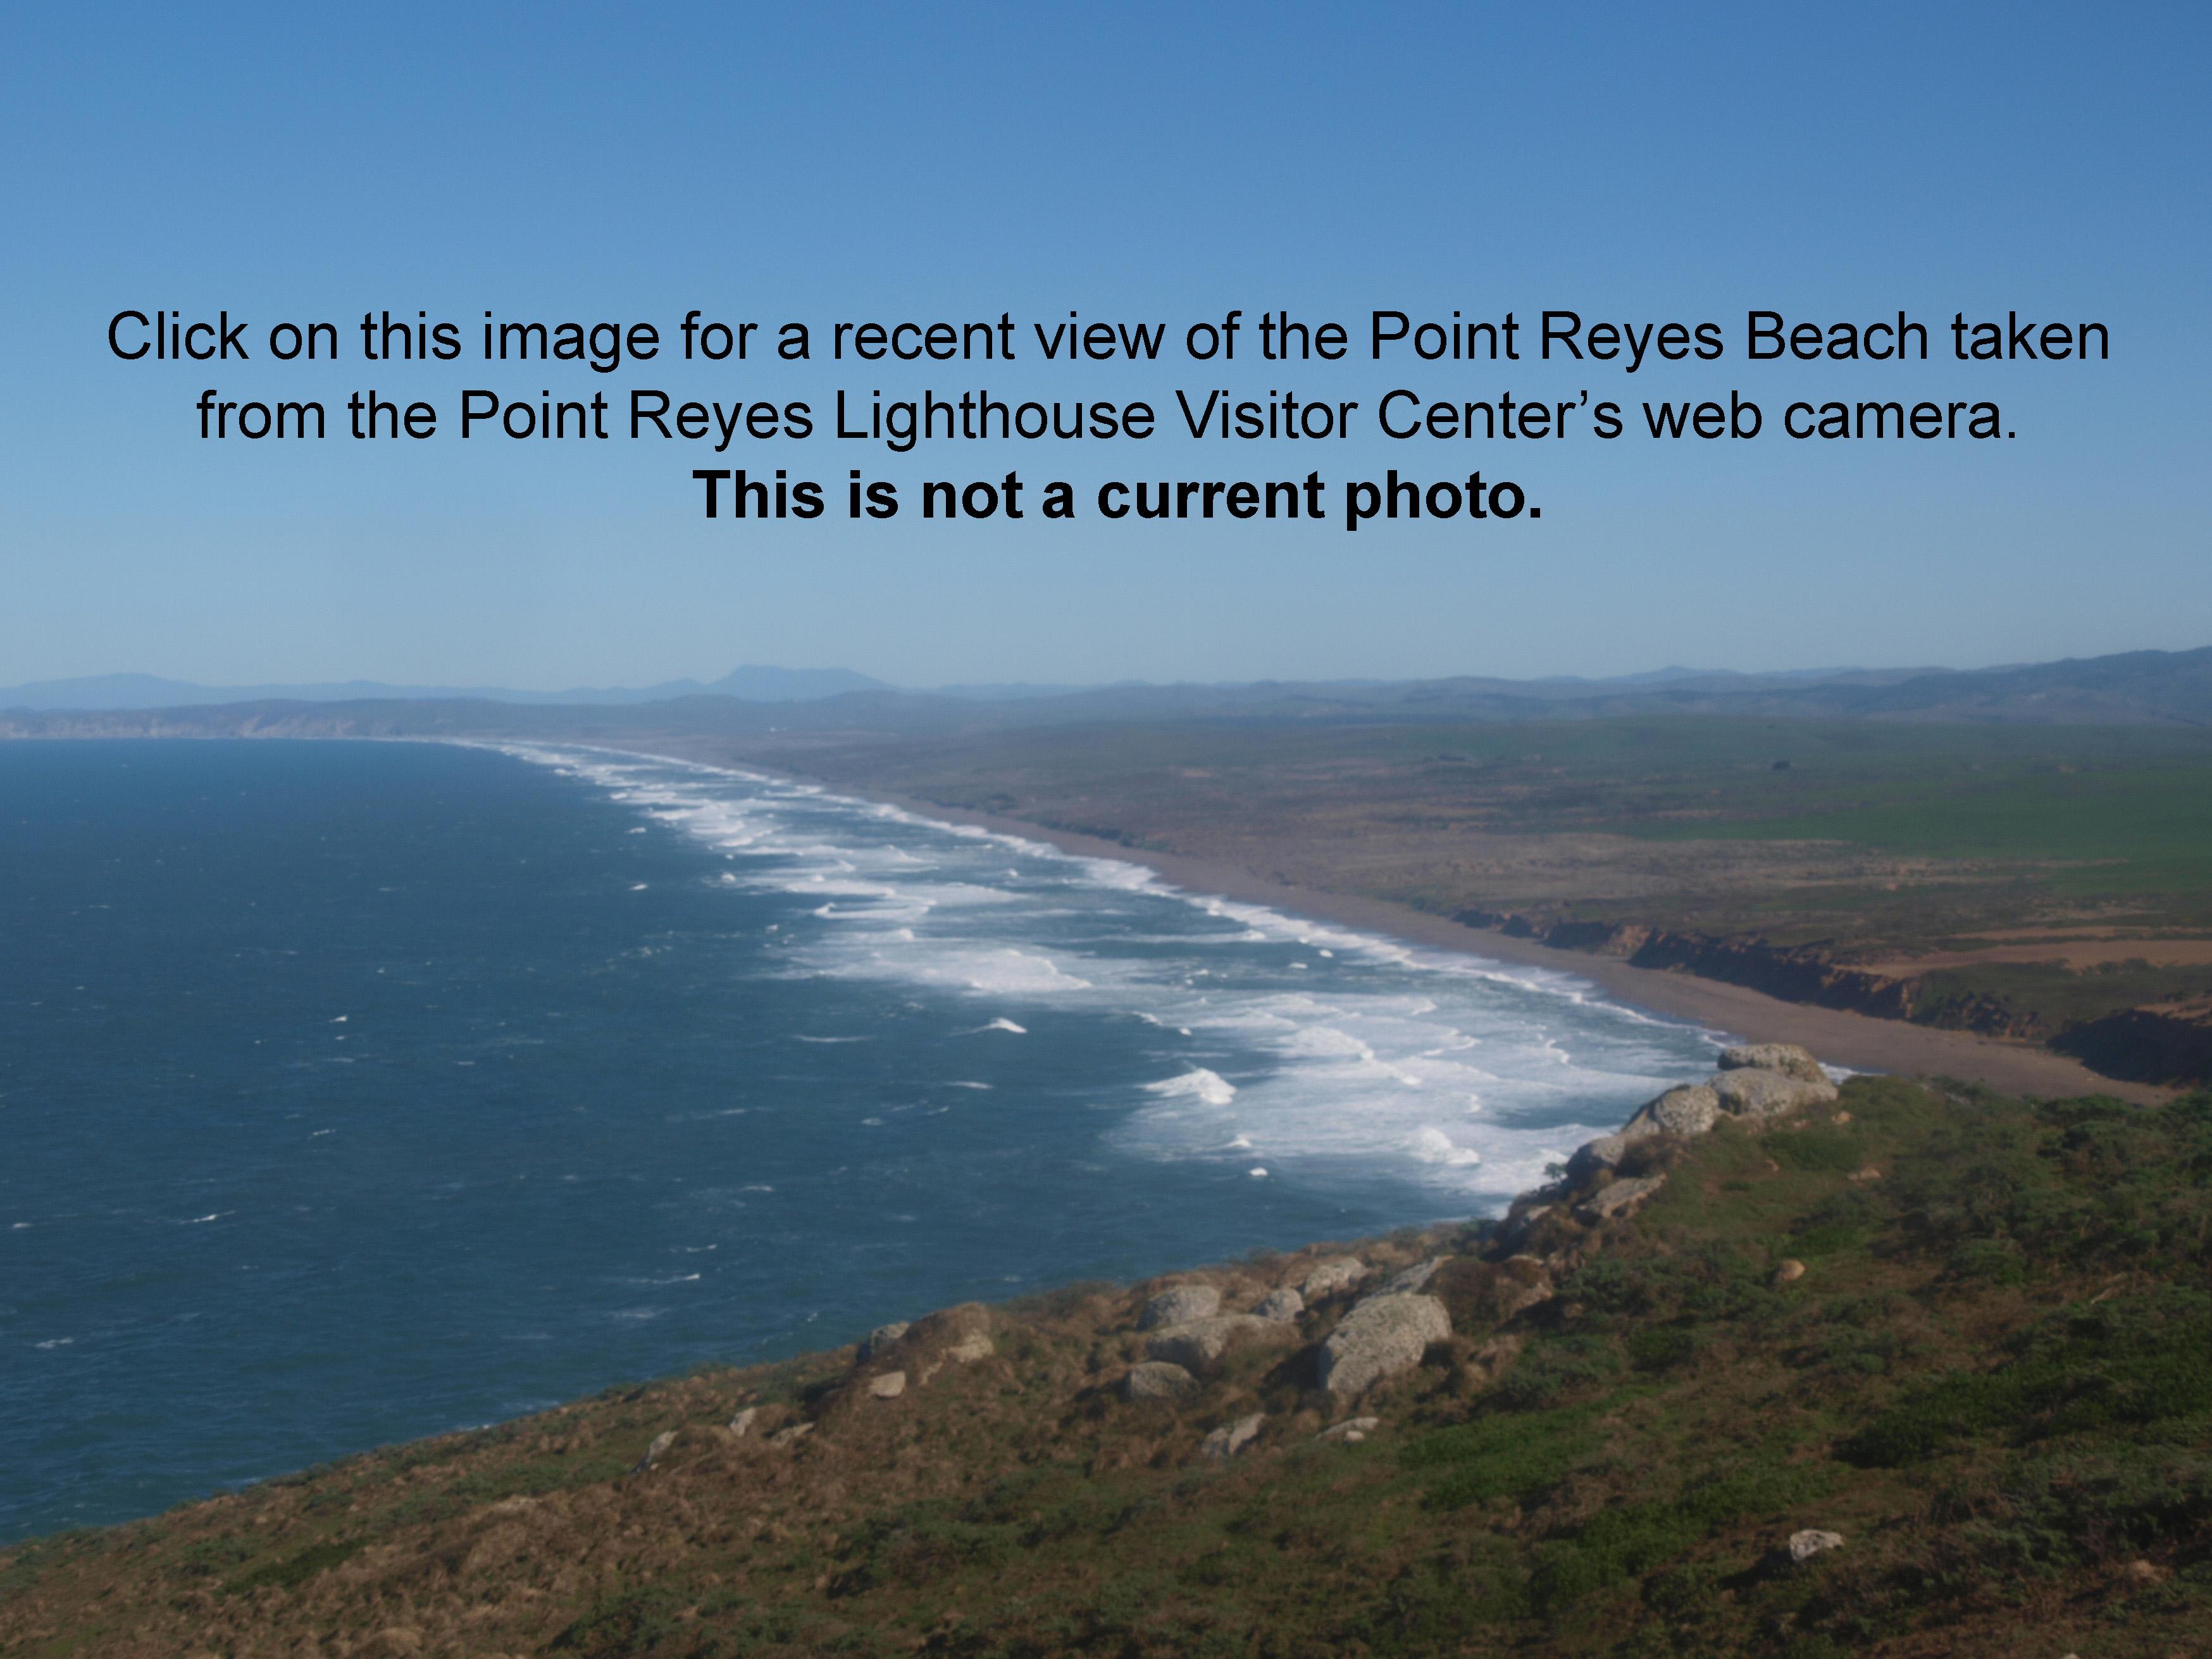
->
[3,647,2209,731]
[0,662,1951,715]
[0,665,888,711]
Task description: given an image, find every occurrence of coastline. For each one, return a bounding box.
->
[0,732,2186,1574]
[612,736,2173,1108]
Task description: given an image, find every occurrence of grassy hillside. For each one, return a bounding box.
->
[5,1076,2208,1657]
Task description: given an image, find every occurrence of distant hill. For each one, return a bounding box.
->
[4,647,2210,728]
[0,665,888,711]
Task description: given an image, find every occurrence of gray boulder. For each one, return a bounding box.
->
[1720,1043,1829,1084]
[1712,1067,1837,1121]
[857,1321,909,1363]
[1567,1119,1660,1179]
[1635,1083,1723,1137]
[633,1429,676,1473]
[1253,1286,1305,1322]
[1566,1134,1627,1181]
[1203,1412,1265,1458]
[1317,1293,1451,1397]
[1145,1314,1283,1370]
[1316,1415,1380,1444]
[1139,1284,1221,1330]
[903,1303,995,1377]
[1122,1360,1196,1401]
[1300,1256,1369,1299]
[1373,1257,1445,1298]
[1577,1173,1665,1223]
[945,1331,995,1365]
[1787,1529,1845,1565]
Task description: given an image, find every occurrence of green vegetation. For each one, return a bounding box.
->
[1405,1402,1606,1510]
[5,1075,2209,1655]
[1839,1287,2212,1468]
[788,714,2212,900]
[220,1536,366,1596]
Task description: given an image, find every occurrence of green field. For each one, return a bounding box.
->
[1619,734,2212,904]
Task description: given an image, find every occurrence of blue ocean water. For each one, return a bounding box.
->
[0,739,1722,1540]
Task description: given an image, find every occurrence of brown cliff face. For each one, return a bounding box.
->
[1455,910,1923,1021]
[1453,909,2212,1074]
[2054,997,2212,1083]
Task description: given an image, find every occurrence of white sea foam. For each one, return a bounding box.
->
[480,742,1730,1207]
[1145,1067,1238,1107]
[1408,1125,1483,1167]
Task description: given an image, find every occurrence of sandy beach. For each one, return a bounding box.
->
[623,741,2170,1108]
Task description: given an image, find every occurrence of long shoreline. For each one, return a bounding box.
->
[610,736,2173,1108]
[0,731,2170,1554]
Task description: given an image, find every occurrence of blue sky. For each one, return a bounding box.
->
[3,2,2204,688]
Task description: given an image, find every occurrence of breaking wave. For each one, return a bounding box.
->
[483,742,1724,1210]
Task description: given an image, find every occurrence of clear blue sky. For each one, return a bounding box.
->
[4,2,2204,689]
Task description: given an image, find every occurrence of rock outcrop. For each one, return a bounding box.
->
[897,1303,997,1381]
[1300,1257,1369,1299]
[1202,1413,1264,1458]
[1122,1361,1197,1400]
[857,1322,909,1363]
[1577,1174,1665,1223]
[1317,1293,1451,1397]
[1386,1257,1445,1296]
[1614,1045,1833,1139]
[1145,1314,1288,1371]
[1138,1284,1221,1330]
[1712,1066,1837,1119]
[1252,1287,1304,1322]
[1718,1043,1830,1084]
[1566,1124,1655,1181]
[1629,1083,1721,1137]
[1515,1043,1844,1250]
[1787,1529,1845,1565]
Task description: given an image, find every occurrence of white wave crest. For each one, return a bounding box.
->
[476,740,1730,1206]
[1144,1067,1238,1107]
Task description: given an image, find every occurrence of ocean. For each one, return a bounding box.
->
[0,738,1722,1540]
